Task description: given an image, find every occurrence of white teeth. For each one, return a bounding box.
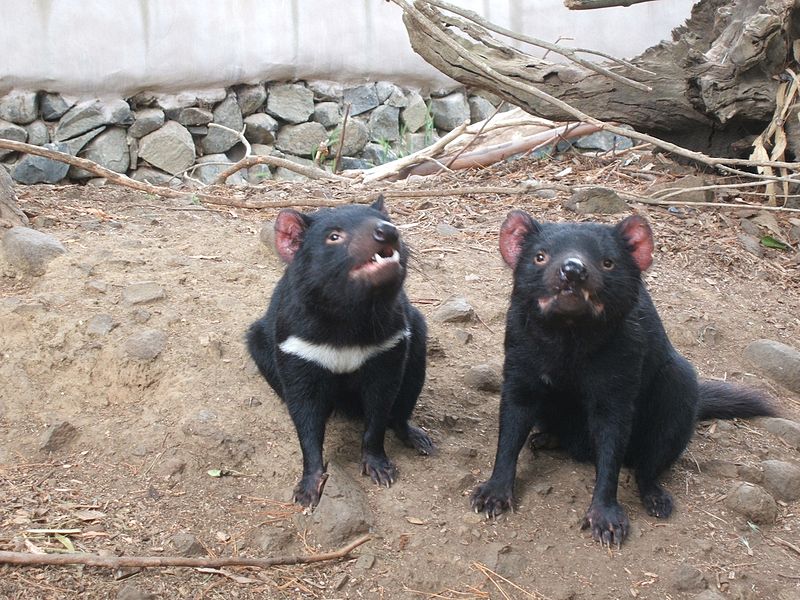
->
[372,250,400,264]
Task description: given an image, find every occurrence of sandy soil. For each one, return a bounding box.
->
[1,158,799,599]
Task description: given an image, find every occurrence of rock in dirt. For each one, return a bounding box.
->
[760,459,800,501]
[744,339,800,394]
[296,461,371,549]
[1,227,66,276]
[87,313,115,336]
[564,187,627,215]
[649,175,713,203]
[246,526,296,553]
[124,329,167,361]
[39,421,79,452]
[0,168,28,227]
[258,221,276,252]
[670,563,707,592]
[724,482,778,524]
[431,295,475,323]
[122,282,165,305]
[700,459,739,479]
[354,553,376,570]
[757,417,800,450]
[692,591,726,600]
[482,543,527,578]
[464,364,502,393]
[168,532,206,557]
[116,584,156,600]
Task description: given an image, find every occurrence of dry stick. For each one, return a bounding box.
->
[333,103,351,174]
[441,104,502,172]
[393,0,800,177]
[565,0,659,9]
[0,534,370,570]
[424,0,653,88]
[213,155,348,185]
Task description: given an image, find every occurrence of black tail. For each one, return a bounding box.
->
[698,380,777,420]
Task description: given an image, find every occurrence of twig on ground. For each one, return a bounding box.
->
[334,103,351,174]
[212,155,349,185]
[0,534,370,570]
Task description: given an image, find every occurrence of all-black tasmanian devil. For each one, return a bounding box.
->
[471,210,776,546]
[247,197,433,508]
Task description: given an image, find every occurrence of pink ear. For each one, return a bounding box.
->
[617,215,654,272]
[274,210,309,263]
[499,210,538,268]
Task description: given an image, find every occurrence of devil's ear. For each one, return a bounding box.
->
[499,210,540,268]
[616,215,654,272]
[370,194,389,216]
[274,210,312,263]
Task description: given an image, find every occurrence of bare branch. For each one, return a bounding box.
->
[212,155,349,185]
[565,0,660,10]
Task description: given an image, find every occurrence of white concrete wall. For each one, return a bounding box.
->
[0,0,696,96]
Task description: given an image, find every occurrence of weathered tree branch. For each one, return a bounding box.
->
[0,534,370,570]
[565,0,659,9]
[0,168,29,227]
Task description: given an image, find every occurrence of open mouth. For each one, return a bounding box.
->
[539,285,604,316]
[350,247,401,277]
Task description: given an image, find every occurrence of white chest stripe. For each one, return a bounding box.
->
[279,328,411,374]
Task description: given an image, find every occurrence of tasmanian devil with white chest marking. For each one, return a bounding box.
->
[471,210,776,546]
[247,197,433,508]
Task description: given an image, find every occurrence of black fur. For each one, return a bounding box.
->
[471,211,776,547]
[247,198,432,508]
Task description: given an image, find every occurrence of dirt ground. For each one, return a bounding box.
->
[1,156,799,599]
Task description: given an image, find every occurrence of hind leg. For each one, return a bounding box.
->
[390,308,434,454]
[631,357,698,518]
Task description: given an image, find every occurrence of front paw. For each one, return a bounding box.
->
[581,502,630,547]
[361,453,397,487]
[470,480,513,518]
[293,470,329,508]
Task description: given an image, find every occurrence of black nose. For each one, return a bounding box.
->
[560,258,587,282]
[373,221,398,244]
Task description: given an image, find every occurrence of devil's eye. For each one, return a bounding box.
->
[326,230,345,243]
[602,259,614,270]
[328,232,340,241]
[534,251,548,264]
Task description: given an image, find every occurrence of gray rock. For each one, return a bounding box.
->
[744,339,800,393]
[432,295,475,323]
[274,155,316,181]
[760,459,800,501]
[758,417,800,449]
[0,168,28,227]
[259,221,276,250]
[308,81,343,102]
[339,119,369,156]
[175,107,212,127]
[344,84,379,116]
[649,175,713,203]
[152,89,227,111]
[24,120,49,147]
[124,329,167,361]
[297,462,371,549]
[191,154,245,185]
[313,102,341,129]
[246,527,296,553]
[0,90,39,125]
[168,533,206,557]
[266,83,314,124]
[724,482,778,524]
[738,234,764,258]
[469,95,497,123]
[436,223,461,236]
[2,227,65,275]
[482,543,526,578]
[369,105,400,142]
[87,314,115,336]
[12,143,71,184]
[403,131,439,154]
[275,122,328,157]
[129,108,165,139]
[130,167,175,186]
[40,93,73,121]
[201,94,243,154]
[246,144,274,183]
[700,459,739,479]
[116,584,156,600]
[354,554,376,571]
[465,364,502,393]
[138,121,196,175]
[70,127,130,178]
[243,113,279,145]
[234,83,267,116]
[670,564,707,592]
[430,91,469,131]
[337,157,373,170]
[362,142,397,166]
[122,282,165,305]
[40,421,79,452]
[55,99,133,141]
[63,127,105,156]
[0,119,28,159]
[402,92,429,133]
[574,130,634,152]
[564,187,628,214]
[132,308,151,324]
[376,82,401,104]
[692,591,727,600]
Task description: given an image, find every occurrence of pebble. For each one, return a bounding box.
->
[1,227,66,276]
[39,421,79,452]
[124,329,167,361]
[758,417,800,450]
[464,364,502,393]
[168,533,206,557]
[724,482,778,524]
[670,563,707,592]
[564,186,627,214]
[744,339,800,394]
[122,282,165,305]
[87,314,115,336]
[431,295,475,323]
[760,459,800,501]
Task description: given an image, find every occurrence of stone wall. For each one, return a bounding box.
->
[0,81,501,187]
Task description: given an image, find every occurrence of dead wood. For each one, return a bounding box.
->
[398,0,798,157]
[564,0,659,9]
[212,155,349,185]
[0,168,29,228]
[0,534,370,570]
